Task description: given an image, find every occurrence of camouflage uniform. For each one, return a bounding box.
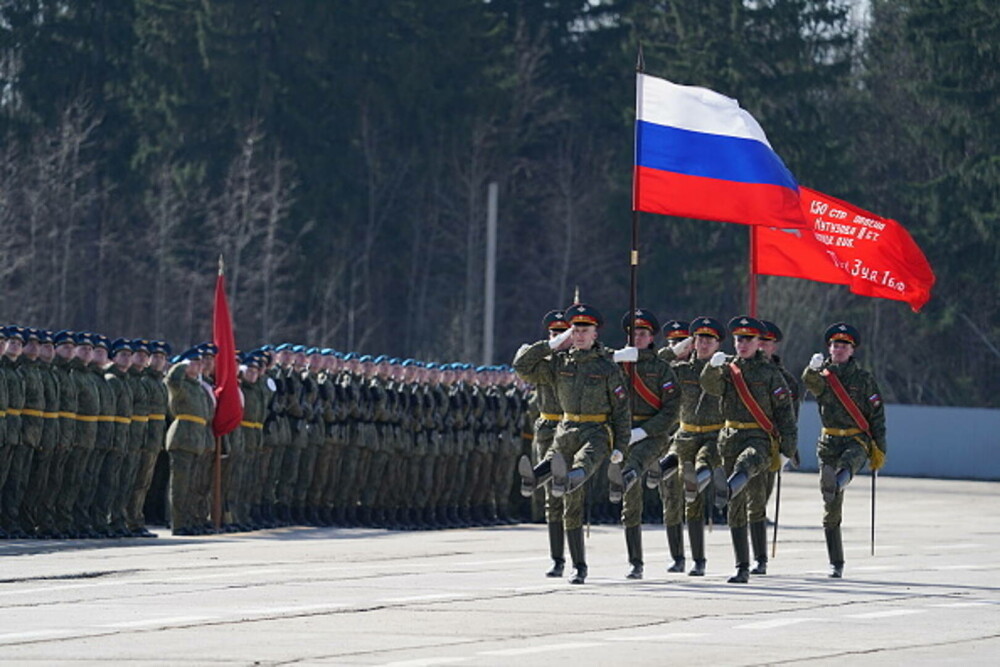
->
[615,348,680,576]
[164,362,213,534]
[701,349,796,582]
[803,353,886,576]
[48,353,78,537]
[514,336,630,583]
[134,364,168,535]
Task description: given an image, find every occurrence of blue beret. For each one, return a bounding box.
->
[305,347,320,355]
[358,355,373,363]
[372,355,388,364]
[320,348,335,356]
[290,344,306,354]
[342,352,357,361]
[274,343,293,352]
[260,344,275,352]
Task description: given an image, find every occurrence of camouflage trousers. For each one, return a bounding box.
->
[818,434,869,528]
[545,421,611,531]
[621,432,666,528]
[719,428,771,529]
[673,429,721,522]
[533,420,562,524]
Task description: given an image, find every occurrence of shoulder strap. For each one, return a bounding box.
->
[821,368,871,435]
[624,362,662,410]
[728,362,777,437]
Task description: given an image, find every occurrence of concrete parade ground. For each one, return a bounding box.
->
[1,472,998,666]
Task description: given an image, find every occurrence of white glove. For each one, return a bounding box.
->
[670,336,694,357]
[780,453,790,470]
[709,351,726,367]
[629,427,647,445]
[809,353,824,370]
[548,328,572,350]
[609,449,624,464]
[612,346,639,363]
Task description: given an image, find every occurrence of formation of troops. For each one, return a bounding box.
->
[0,326,531,539]
[515,305,886,584]
[0,307,887,587]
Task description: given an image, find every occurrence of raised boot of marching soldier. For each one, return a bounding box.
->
[607,450,639,504]
[727,468,750,501]
[645,451,679,489]
[517,455,553,497]
[549,451,587,498]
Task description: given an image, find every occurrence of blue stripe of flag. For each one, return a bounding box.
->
[636,120,798,190]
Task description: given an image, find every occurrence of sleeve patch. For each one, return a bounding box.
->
[661,381,675,392]
[613,385,626,400]
[869,393,881,406]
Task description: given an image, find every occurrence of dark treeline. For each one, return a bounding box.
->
[0,1,996,407]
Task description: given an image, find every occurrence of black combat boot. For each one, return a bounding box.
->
[728,525,751,583]
[552,455,588,498]
[666,523,686,572]
[625,524,644,579]
[566,527,588,584]
[825,526,845,578]
[688,519,706,576]
[727,470,750,500]
[518,456,552,497]
[546,521,565,577]
[749,519,769,575]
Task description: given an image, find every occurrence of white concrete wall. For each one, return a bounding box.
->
[795,403,1000,481]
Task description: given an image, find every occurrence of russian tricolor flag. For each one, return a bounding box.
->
[634,73,805,228]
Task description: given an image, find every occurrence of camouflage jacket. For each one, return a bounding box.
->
[802,356,886,453]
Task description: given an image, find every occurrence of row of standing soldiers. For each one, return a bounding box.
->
[0,327,169,539]
[167,343,530,535]
[0,325,535,539]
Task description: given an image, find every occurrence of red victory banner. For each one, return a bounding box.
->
[755,186,935,312]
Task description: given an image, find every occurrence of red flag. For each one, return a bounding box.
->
[755,187,935,312]
[212,259,243,437]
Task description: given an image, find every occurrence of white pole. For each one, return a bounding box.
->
[483,182,498,365]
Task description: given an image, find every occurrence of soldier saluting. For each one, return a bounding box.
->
[700,316,797,584]
[802,322,886,579]
[514,303,630,584]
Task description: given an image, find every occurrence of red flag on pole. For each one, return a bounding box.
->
[755,187,935,312]
[212,256,243,437]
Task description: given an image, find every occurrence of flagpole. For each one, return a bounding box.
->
[749,225,758,317]
[213,255,224,532]
[629,46,644,414]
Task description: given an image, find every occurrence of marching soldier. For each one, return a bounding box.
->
[606,310,681,579]
[515,303,630,584]
[745,320,801,574]
[513,309,571,576]
[701,316,797,583]
[646,316,727,576]
[802,323,886,579]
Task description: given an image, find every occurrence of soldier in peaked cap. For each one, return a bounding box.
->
[742,319,802,574]
[700,316,797,583]
[22,330,61,537]
[606,309,681,579]
[44,331,77,537]
[138,341,171,532]
[644,316,728,576]
[802,322,886,579]
[514,303,630,584]
[513,309,571,576]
